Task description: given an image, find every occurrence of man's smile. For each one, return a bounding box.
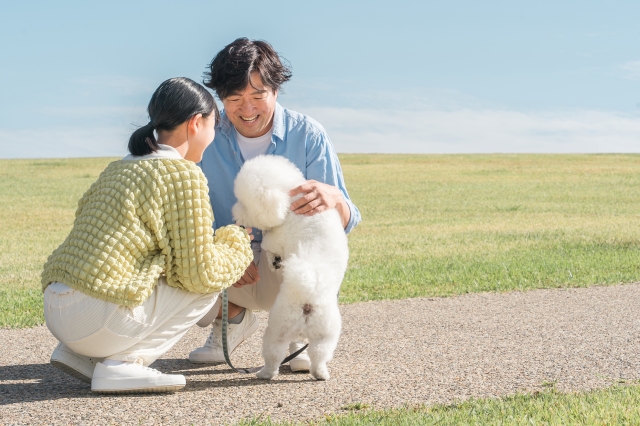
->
[240,115,259,122]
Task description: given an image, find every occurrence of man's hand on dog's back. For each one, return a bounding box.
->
[289,180,350,229]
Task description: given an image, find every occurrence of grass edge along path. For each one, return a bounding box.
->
[236,382,640,425]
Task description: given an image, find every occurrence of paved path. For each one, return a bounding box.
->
[2,283,640,425]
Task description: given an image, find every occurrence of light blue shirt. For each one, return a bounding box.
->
[198,102,361,244]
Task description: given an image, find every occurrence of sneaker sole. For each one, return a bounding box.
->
[50,360,92,384]
[188,359,227,365]
[289,357,311,372]
[188,314,260,364]
[290,364,311,372]
[92,384,185,394]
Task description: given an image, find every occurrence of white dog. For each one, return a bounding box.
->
[232,155,349,380]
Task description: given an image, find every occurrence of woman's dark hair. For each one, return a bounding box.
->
[128,77,219,156]
[204,38,292,100]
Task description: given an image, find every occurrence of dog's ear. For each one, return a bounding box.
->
[232,189,289,230]
[251,188,289,229]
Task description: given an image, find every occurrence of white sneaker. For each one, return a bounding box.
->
[188,309,259,364]
[91,360,185,394]
[288,341,311,372]
[50,342,102,384]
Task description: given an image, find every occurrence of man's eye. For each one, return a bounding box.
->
[229,98,240,102]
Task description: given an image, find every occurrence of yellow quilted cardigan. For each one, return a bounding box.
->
[41,158,252,306]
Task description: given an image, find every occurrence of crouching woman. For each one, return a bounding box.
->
[41,77,252,394]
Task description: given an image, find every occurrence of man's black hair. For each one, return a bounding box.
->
[204,38,292,100]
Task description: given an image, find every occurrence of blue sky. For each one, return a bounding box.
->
[1,0,639,158]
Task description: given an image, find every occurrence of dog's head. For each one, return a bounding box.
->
[232,155,306,231]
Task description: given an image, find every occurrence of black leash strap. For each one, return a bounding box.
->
[221,289,309,374]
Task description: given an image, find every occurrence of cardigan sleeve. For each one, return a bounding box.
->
[191,224,253,293]
[161,162,253,294]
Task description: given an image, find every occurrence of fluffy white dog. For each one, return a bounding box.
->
[232,155,349,380]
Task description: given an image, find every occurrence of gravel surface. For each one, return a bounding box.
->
[2,283,640,425]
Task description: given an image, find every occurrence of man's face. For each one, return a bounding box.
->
[222,72,277,138]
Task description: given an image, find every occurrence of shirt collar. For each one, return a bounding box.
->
[271,102,285,141]
[218,109,235,140]
[122,144,183,161]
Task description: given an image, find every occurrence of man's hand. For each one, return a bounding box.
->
[232,261,260,288]
[289,180,350,228]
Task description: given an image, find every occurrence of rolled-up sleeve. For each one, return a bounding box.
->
[305,130,362,234]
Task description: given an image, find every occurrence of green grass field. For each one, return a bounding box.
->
[2,154,640,424]
[2,154,640,326]
[0,158,112,327]
[343,154,640,302]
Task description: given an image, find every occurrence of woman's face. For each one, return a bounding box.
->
[184,114,216,162]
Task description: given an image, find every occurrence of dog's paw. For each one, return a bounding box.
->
[311,366,330,381]
[256,367,277,380]
[266,252,282,272]
[273,255,282,269]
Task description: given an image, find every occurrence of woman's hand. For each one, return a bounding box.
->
[244,226,254,241]
[232,261,260,287]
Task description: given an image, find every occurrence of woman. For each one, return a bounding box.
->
[41,77,252,394]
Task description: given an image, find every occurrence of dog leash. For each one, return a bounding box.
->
[221,288,309,374]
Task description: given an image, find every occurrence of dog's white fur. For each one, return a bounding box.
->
[232,155,348,380]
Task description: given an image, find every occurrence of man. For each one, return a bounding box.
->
[189,38,361,371]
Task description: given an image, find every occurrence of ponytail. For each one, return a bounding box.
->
[127,77,217,157]
[128,122,158,156]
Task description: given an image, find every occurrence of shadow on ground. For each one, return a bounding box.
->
[0,361,313,404]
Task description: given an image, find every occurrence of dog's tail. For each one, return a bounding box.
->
[281,249,343,300]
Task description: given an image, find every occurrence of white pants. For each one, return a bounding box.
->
[44,278,218,366]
